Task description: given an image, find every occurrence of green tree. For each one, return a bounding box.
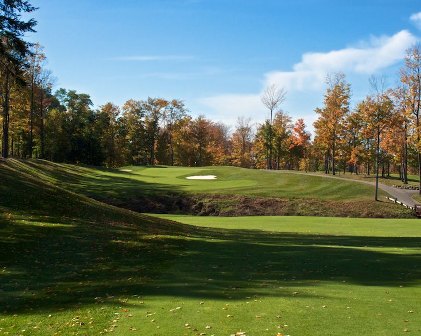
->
[162,99,187,165]
[142,97,168,165]
[96,102,122,167]
[121,99,146,164]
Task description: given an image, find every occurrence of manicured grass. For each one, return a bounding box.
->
[154,214,421,236]
[1,160,420,335]
[150,214,421,336]
[19,160,383,201]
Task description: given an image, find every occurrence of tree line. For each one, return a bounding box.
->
[1,1,421,192]
[312,47,421,193]
[0,80,312,170]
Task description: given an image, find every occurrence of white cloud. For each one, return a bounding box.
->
[410,12,421,29]
[110,55,195,61]
[199,94,262,125]
[265,30,417,91]
[198,30,418,131]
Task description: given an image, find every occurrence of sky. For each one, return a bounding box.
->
[28,0,421,134]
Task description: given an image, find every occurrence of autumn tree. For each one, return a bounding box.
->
[172,115,194,166]
[8,79,30,157]
[231,117,254,168]
[343,108,364,174]
[272,111,292,169]
[401,45,421,193]
[389,86,410,183]
[290,118,311,171]
[208,122,231,165]
[261,84,286,169]
[189,115,211,166]
[313,73,351,175]
[358,78,395,200]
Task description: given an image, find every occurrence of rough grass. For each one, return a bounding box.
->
[9,160,412,218]
[1,160,421,335]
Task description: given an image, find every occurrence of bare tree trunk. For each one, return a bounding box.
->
[268,117,273,170]
[169,135,174,166]
[417,113,421,194]
[403,122,408,184]
[29,75,35,158]
[17,135,21,157]
[40,90,45,159]
[2,70,10,158]
[324,152,329,174]
[332,137,336,175]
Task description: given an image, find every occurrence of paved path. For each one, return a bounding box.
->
[267,170,418,207]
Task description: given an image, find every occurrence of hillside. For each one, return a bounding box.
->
[0,159,193,334]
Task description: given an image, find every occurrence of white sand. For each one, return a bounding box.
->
[185,175,217,180]
[120,169,133,172]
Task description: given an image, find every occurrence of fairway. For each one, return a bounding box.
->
[148,215,421,336]
[21,160,381,200]
[154,214,421,236]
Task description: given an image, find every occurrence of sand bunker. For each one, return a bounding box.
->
[120,169,133,172]
[185,175,217,180]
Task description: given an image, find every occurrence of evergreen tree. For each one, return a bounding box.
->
[1,0,37,158]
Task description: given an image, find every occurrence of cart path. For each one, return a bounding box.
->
[269,170,418,207]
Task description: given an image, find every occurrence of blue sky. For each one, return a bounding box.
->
[29,0,421,134]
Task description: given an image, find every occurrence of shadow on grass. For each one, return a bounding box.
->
[2,214,421,316]
[14,159,181,200]
[1,160,421,316]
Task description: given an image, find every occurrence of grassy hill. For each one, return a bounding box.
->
[0,160,194,334]
[10,160,412,218]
